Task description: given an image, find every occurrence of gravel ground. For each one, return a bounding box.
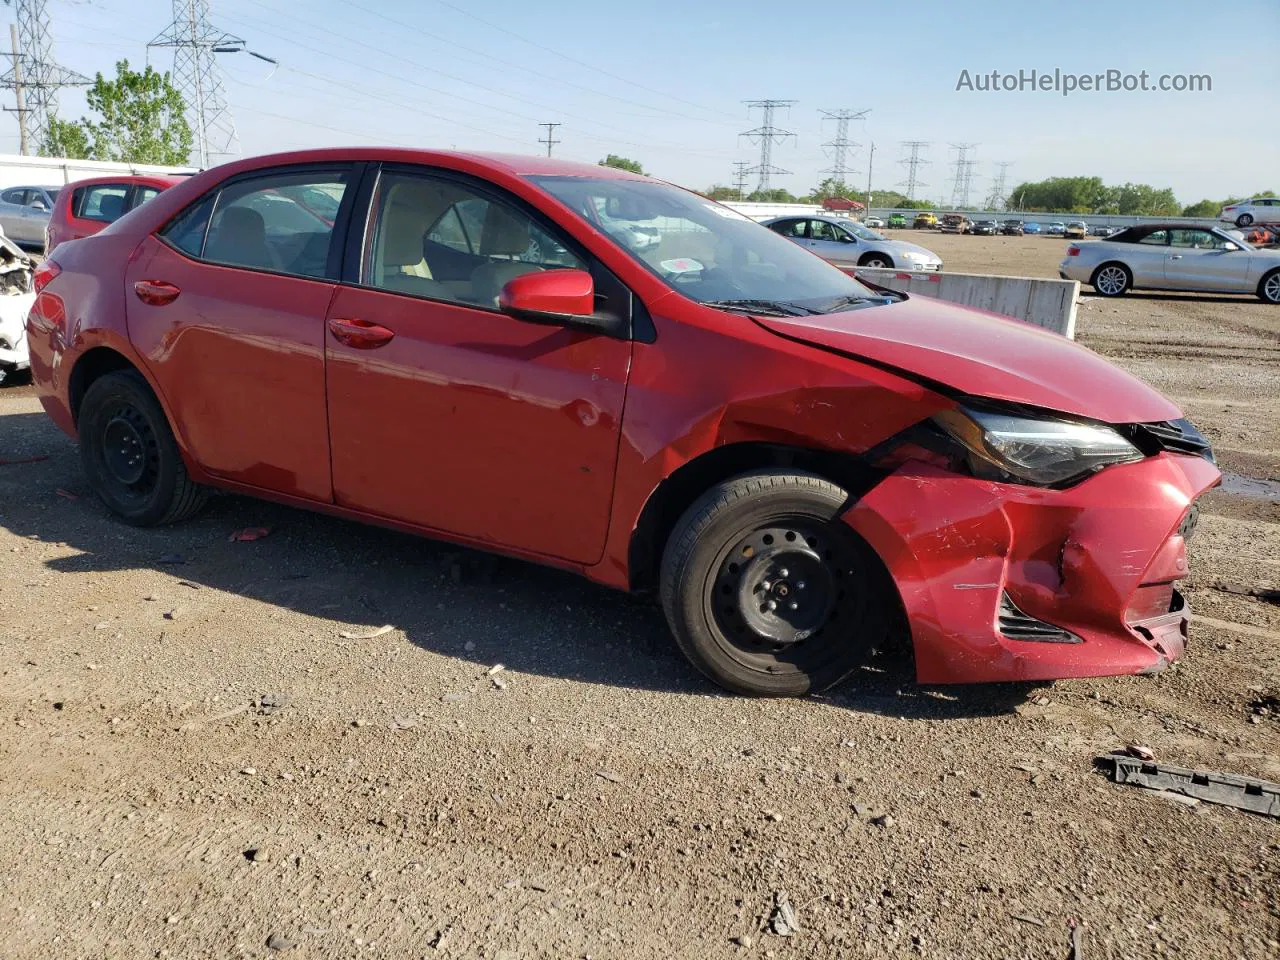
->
[1,235,1277,959]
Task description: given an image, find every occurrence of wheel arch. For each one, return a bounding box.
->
[1090,259,1132,287]
[626,441,882,594]
[69,345,141,425]
[858,251,894,267]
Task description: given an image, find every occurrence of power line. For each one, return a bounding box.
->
[538,122,560,157]
[948,143,979,209]
[897,140,931,200]
[731,161,749,200]
[1,0,89,154]
[741,100,796,193]
[985,161,1013,211]
[818,108,868,185]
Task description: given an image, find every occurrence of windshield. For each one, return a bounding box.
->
[845,222,886,241]
[529,176,881,312]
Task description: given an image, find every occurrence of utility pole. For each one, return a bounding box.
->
[1,0,88,155]
[818,107,868,188]
[948,143,979,209]
[149,0,272,167]
[731,160,749,200]
[865,141,874,221]
[897,140,931,201]
[537,122,560,157]
[740,99,796,194]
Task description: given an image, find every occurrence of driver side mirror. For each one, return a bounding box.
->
[31,200,48,212]
[1222,241,1240,251]
[499,268,600,330]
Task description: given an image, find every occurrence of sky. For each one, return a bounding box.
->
[8,0,1278,205]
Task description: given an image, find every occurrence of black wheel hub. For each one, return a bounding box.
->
[103,415,148,485]
[714,524,847,652]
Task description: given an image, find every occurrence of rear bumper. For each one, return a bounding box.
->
[844,454,1220,684]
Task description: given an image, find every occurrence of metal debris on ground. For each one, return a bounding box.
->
[768,890,800,937]
[228,527,271,542]
[1097,754,1280,817]
[338,624,395,640]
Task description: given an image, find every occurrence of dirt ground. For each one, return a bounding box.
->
[1,234,1277,959]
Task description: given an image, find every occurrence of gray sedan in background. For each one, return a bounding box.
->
[764,215,943,271]
[1059,222,1280,303]
[0,185,60,247]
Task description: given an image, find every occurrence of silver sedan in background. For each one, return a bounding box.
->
[0,185,60,247]
[1059,222,1280,304]
[763,215,943,271]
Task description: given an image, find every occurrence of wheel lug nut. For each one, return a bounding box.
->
[767,600,777,612]
[796,581,806,590]
[760,580,772,592]
[779,568,789,578]
[789,602,799,611]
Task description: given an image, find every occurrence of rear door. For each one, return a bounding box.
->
[124,163,358,502]
[323,165,633,563]
[1124,229,1171,288]
[1163,228,1252,291]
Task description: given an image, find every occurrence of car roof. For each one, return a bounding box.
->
[61,173,188,189]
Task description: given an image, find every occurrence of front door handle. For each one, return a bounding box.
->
[134,279,181,306]
[328,317,396,349]
[1169,255,1183,260]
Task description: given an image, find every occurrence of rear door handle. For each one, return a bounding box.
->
[328,317,396,349]
[134,280,182,305]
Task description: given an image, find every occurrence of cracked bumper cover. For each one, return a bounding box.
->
[844,453,1221,684]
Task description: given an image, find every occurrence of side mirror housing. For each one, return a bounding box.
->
[1222,241,1240,251]
[499,269,598,329]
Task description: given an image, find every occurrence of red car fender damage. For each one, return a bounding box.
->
[844,453,1221,684]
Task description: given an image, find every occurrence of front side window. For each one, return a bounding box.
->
[1170,229,1226,249]
[810,220,844,242]
[161,168,350,279]
[1137,230,1169,246]
[363,171,584,308]
[76,184,130,222]
[531,176,879,313]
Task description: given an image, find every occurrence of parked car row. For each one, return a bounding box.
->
[880,214,1120,238]
[0,174,188,254]
[27,147,1222,694]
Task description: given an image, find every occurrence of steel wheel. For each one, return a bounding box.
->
[91,401,162,509]
[1093,264,1130,297]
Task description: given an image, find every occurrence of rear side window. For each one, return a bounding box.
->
[130,186,162,210]
[75,184,131,222]
[159,168,351,280]
[1,188,25,204]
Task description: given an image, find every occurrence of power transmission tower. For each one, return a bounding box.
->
[948,143,979,209]
[537,122,560,157]
[1,0,88,155]
[985,161,1013,211]
[149,0,260,168]
[818,108,868,187]
[897,140,930,200]
[731,161,749,200]
[740,99,796,194]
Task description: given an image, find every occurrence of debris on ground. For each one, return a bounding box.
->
[0,455,50,466]
[731,933,753,948]
[54,488,78,501]
[1210,581,1280,606]
[229,527,271,543]
[163,608,182,621]
[491,674,507,691]
[265,931,295,950]
[1068,919,1085,959]
[338,624,395,640]
[487,663,505,676]
[1097,754,1280,817]
[596,770,623,784]
[1123,744,1156,762]
[1011,913,1046,927]
[392,716,418,730]
[256,693,290,716]
[768,890,800,937]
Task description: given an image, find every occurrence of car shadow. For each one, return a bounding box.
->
[0,410,1035,718]
[1122,292,1261,306]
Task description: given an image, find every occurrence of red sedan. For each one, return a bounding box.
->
[26,148,1219,695]
[44,173,186,255]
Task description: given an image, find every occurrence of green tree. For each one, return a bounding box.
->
[745,188,798,203]
[1180,199,1219,218]
[42,60,191,165]
[598,154,646,175]
[701,184,739,201]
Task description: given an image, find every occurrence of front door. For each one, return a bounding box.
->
[125,164,356,501]
[1163,228,1252,292]
[806,219,858,262]
[324,167,632,564]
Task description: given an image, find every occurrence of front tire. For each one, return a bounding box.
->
[659,471,893,696]
[1091,262,1132,297]
[78,370,208,526]
[1259,269,1280,305]
[859,254,893,268]
[1236,214,1254,227]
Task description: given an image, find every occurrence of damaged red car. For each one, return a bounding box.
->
[26,149,1220,695]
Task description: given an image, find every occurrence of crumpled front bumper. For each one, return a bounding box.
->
[0,291,34,372]
[844,453,1221,684]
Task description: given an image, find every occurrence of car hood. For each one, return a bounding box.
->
[877,240,940,260]
[755,296,1181,423]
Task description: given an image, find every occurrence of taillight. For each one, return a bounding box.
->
[1067,246,1081,256]
[33,258,61,293]
[1224,206,1236,212]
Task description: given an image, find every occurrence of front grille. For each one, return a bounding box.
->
[1128,419,1215,463]
[998,593,1082,644]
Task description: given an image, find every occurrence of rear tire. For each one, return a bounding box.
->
[78,370,208,526]
[659,471,894,697]
[1236,213,1254,227]
[1259,269,1280,305]
[1091,262,1132,297]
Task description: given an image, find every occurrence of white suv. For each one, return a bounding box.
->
[1220,197,1280,227]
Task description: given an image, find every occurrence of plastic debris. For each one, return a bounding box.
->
[55,488,78,501]
[338,624,394,640]
[1098,754,1280,817]
[228,527,271,542]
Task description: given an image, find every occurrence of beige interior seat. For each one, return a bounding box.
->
[469,204,544,307]
[374,182,448,299]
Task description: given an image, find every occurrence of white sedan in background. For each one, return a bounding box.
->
[864,215,885,228]
[1059,222,1280,303]
[764,215,943,271]
[0,227,35,383]
[1219,197,1280,228]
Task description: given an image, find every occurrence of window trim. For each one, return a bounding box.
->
[341,162,640,341]
[155,161,365,283]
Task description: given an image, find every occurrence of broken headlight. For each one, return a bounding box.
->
[933,406,1143,486]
